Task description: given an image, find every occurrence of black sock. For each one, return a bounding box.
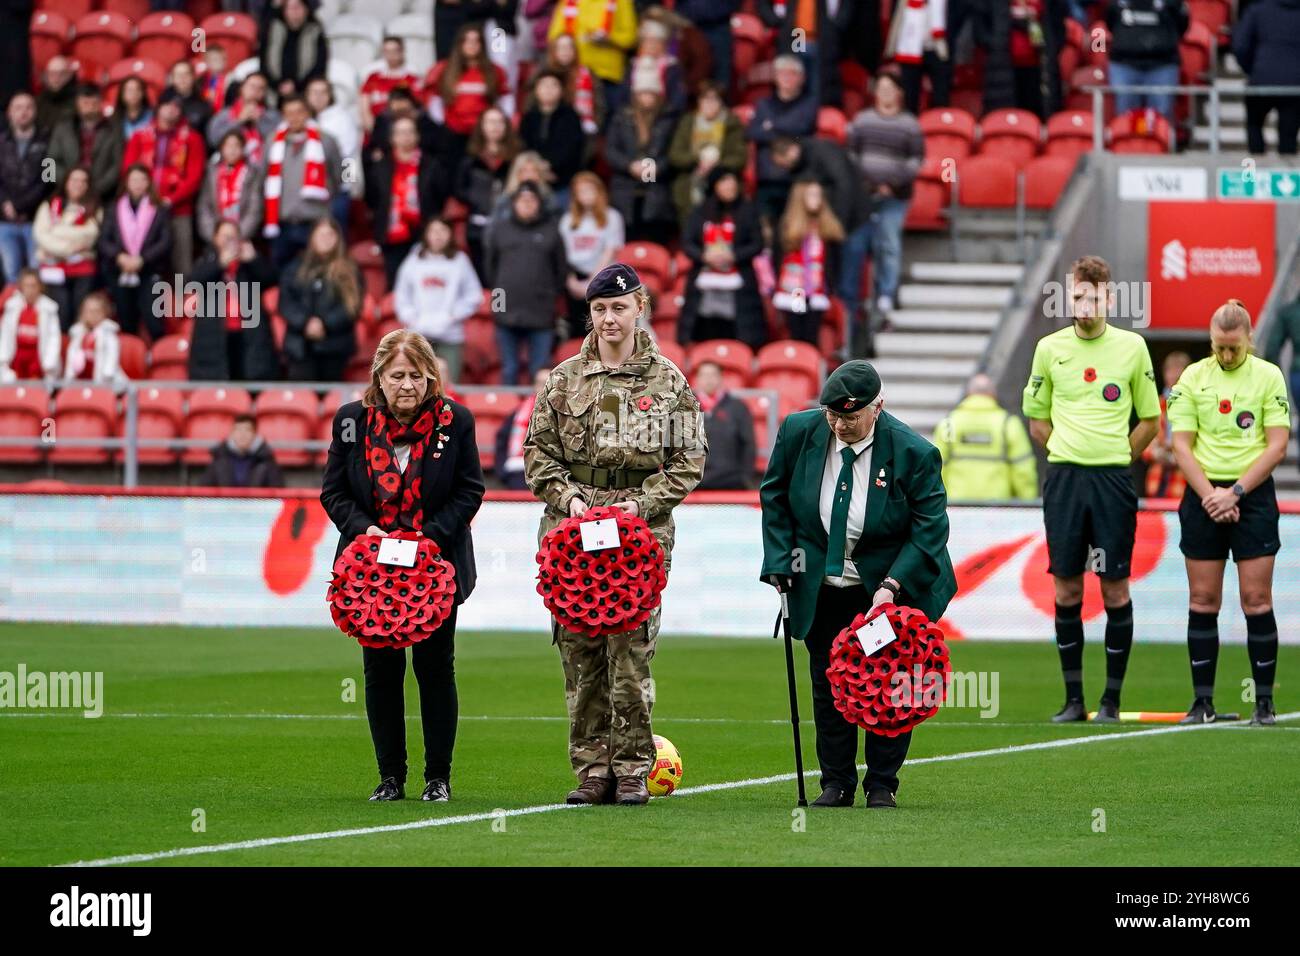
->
[1101,600,1134,706]
[1246,609,1278,702]
[1055,601,1084,700]
[1187,609,1219,702]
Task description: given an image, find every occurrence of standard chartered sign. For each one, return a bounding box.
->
[1218,168,1300,200]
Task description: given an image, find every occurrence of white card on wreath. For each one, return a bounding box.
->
[856,613,897,656]
[579,518,621,552]
[377,537,418,567]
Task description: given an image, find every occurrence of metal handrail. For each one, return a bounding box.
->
[1083,83,1300,154]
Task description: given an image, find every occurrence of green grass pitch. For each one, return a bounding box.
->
[1,623,1296,867]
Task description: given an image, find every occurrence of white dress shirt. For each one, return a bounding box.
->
[819,431,874,587]
[394,444,411,474]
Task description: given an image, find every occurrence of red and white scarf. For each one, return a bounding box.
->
[216,160,249,224]
[228,102,266,164]
[774,233,830,312]
[696,217,742,290]
[41,198,95,280]
[573,66,597,132]
[562,0,616,34]
[505,393,536,472]
[387,151,422,243]
[263,121,329,238]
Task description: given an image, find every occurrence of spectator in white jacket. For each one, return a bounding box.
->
[0,269,62,382]
[64,291,127,390]
[393,217,483,382]
[32,167,102,331]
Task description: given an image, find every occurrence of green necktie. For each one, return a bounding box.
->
[825,445,858,576]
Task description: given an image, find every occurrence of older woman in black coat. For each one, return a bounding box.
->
[320,328,486,802]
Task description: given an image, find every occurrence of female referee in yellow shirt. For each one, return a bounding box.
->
[1167,300,1291,726]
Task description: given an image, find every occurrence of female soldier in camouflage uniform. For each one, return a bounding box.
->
[524,263,707,806]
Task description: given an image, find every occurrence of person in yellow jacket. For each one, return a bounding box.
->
[548,0,639,86]
[933,373,1038,500]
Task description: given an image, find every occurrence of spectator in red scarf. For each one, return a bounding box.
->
[188,219,280,382]
[0,269,61,383]
[33,167,102,330]
[206,72,282,163]
[495,366,552,488]
[366,116,449,289]
[97,165,172,340]
[425,23,512,162]
[544,32,606,137]
[1009,0,1048,118]
[454,106,521,274]
[64,291,127,389]
[47,84,121,205]
[199,45,233,113]
[197,130,265,247]
[261,95,343,270]
[121,90,206,275]
[619,17,687,117]
[362,36,426,137]
[774,179,845,346]
[693,359,756,489]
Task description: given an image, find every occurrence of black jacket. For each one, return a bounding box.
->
[605,106,677,226]
[1233,0,1300,87]
[320,398,485,605]
[679,196,767,349]
[483,208,567,330]
[519,104,586,189]
[1106,0,1188,67]
[370,111,450,160]
[455,152,511,240]
[787,138,868,231]
[97,197,173,278]
[277,256,363,362]
[699,392,756,490]
[260,16,329,93]
[200,437,285,487]
[187,254,281,381]
[758,0,853,105]
[0,125,50,221]
[364,150,449,246]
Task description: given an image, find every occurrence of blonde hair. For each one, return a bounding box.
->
[363,329,445,408]
[505,150,554,197]
[1211,298,1252,334]
[780,181,845,250]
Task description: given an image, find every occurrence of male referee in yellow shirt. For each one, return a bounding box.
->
[1022,256,1161,722]
[1167,300,1290,726]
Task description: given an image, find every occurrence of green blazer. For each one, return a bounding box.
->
[759,409,958,639]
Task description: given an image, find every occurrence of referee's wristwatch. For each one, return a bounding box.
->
[1232,483,1246,499]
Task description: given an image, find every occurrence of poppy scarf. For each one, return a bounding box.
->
[365,399,445,532]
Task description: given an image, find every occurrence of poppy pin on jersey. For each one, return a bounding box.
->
[1083,368,1097,382]
[1219,399,1233,414]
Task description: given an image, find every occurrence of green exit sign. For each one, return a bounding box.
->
[1218,168,1300,200]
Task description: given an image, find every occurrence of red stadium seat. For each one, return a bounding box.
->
[253,388,319,467]
[105,58,168,103]
[461,389,517,470]
[37,0,92,18]
[0,385,51,463]
[351,241,386,301]
[127,385,185,465]
[905,156,952,231]
[740,391,775,471]
[755,340,822,420]
[1022,155,1077,209]
[70,12,135,77]
[657,339,688,373]
[1067,65,1109,116]
[731,102,755,128]
[1179,20,1215,83]
[551,337,584,365]
[957,155,1019,208]
[1108,110,1172,154]
[183,386,251,465]
[618,241,673,293]
[687,339,754,390]
[199,12,259,64]
[816,107,848,145]
[839,61,872,118]
[117,333,148,381]
[316,385,365,463]
[133,11,195,66]
[976,109,1042,169]
[1045,110,1096,159]
[1085,22,1111,65]
[920,107,977,162]
[51,385,118,465]
[30,11,72,79]
[729,12,772,91]
[148,335,191,380]
[1187,0,1230,44]
[461,314,500,385]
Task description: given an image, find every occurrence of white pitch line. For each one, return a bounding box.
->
[58,710,1298,868]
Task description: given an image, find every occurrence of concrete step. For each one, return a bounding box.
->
[897,283,1013,309]
[888,309,1001,333]
[887,407,946,433]
[881,382,963,408]
[908,261,1025,284]
[1217,100,1247,124]
[868,356,978,382]
[1214,75,1246,92]
[1193,124,1276,148]
[873,332,987,358]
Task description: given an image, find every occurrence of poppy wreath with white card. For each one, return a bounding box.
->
[327,530,457,648]
[825,604,952,737]
[535,505,668,637]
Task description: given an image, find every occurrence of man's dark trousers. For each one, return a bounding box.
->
[804,582,912,795]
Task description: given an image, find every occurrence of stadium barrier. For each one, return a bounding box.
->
[1,487,1296,643]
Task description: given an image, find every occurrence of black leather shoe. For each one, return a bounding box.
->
[1093,699,1120,723]
[1051,698,1087,723]
[369,777,404,801]
[1179,697,1216,725]
[811,786,854,808]
[1250,698,1276,726]
[866,787,897,809]
[421,779,450,802]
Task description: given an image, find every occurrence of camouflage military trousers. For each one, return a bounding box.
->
[556,606,660,781]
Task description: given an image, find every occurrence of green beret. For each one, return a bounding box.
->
[819,360,881,413]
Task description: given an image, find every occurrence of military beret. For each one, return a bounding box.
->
[819,360,882,413]
[585,262,644,301]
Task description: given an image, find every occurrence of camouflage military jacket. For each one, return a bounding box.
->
[523,328,707,559]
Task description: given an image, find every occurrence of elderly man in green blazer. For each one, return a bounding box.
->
[760,360,957,809]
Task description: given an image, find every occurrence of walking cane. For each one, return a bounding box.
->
[773,586,808,807]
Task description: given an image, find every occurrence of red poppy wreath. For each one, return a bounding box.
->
[535,505,668,637]
[826,604,952,737]
[327,530,457,648]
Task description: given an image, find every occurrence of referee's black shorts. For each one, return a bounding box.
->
[1179,477,1281,562]
[1042,463,1138,579]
